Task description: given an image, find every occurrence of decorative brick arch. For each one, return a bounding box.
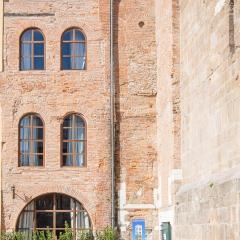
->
[11,185,96,231]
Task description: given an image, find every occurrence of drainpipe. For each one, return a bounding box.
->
[110,0,115,229]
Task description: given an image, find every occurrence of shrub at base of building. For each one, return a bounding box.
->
[0,226,118,240]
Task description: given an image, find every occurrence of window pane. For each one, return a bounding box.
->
[34,57,44,70]
[36,194,53,210]
[63,115,74,127]
[62,57,72,70]
[62,30,73,41]
[76,155,84,167]
[56,194,74,210]
[63,155,73,166]
[33,155,43,166]
[75,57,85,70]
[22,30,32,41]
[34,30,44,41]
[76,202,85,211]
[20,141,30,153]
[21,43,32,57]
[75,30,85,41]
[20,116,31,127]
[36,212,53,228]
[32,128,43,140]
[62,43,72,55]
[75,116,85,127]
[56,212,73,229]
[75,142,84,154]
[20,128,31,140]
[75,43,85,56]
[63,142,73,154]
[21,57,32,70]
[33,141,43,153]
[20,154,30,166]
[18,211,34,229]
[32,116,43,126]
[74,128,84,140]
[63,128,73,140]
[76,212,91,229]
[34,43,44,55]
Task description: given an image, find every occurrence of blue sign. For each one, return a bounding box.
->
[132,219,145,240]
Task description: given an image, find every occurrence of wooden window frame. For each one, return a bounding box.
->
[61,113,87,167]
[20,28,45,71]
[60,27,87,70]
[18,113,45,167]
[16,193,92,240]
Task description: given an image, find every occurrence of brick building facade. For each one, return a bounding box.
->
[0,0,240,239]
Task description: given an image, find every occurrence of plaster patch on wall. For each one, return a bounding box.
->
[118,182,127,226]
[215,0,226,15]
[159,207,174,224]
[170,169,183,183]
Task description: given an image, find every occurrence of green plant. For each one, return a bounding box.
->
[77,231,94,240]
[96,227,118,240]
[32,229,53,240]
[0,232,24,240]
[59,222,73,240]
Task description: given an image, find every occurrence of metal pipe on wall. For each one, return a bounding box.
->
[110,0,115,228]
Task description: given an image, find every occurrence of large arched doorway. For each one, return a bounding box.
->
[17,193,92,239]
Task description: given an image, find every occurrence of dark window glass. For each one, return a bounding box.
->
[17,194,92,237]
[62,114,86,167]
[34,43,44,55]
[32,128,43,140]
[21,29,45,70]
[22,30,32,41]
[62,57,71,70]
[19,114,44,166]
[36,213,53,228]
[36,194,53,210]
[34,155,43,166]
[56,194,72,210]
[62,43,72,55]
[32,115,44,126]
[75,30,85,41]
[34,30,44,41]
[62,30,73,41]
[63,155,73,166]
[61,28,86,70]
[56,213,72,228]
[34,57,44,70]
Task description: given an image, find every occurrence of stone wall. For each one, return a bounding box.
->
[175,0,240,239]
[175,178,240,239]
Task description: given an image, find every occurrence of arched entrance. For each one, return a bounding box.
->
[16,193,92,239]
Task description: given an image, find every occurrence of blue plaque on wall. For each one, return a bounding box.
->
[132,219,145,240]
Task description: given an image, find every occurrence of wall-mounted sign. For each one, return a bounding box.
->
[132,219,145,240]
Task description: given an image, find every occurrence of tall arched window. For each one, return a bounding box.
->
[20,28,45,70]
[61,28,86,70]
[62,114,86,167]
[19,114,44,166]
[17,193,92,239]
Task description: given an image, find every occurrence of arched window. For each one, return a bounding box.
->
[62,114,86,167]
[61,28,86,70]
[17,193,92,239]
[20,28,45,70]
[19,114,44,166]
